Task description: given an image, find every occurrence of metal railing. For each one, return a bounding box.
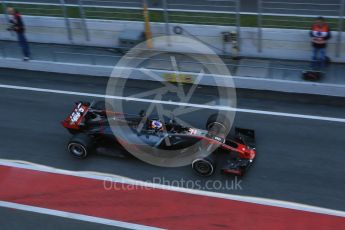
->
[1,1,345,59]
[81,0,143,21]
[2,0,64,17]
[166,0,239,26]
[1,0,242,40]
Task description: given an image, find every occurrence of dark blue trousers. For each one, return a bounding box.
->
[17,32,30,58]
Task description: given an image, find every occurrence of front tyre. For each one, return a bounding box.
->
[192,158,215,177]
[67,134,94,159]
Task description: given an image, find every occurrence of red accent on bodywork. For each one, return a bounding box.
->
[220,140,255,159]
[222,169,243,176]
[61,103,89,130]
[196,135,256,160]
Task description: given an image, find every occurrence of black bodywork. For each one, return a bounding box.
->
[62,101,257,176]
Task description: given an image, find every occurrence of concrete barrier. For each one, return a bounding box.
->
[1,15,344,62]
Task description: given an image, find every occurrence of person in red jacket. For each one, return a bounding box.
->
[7,7,31,61]
[310,16,331,69]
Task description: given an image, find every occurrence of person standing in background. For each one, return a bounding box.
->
[310,16,331,69]
[7,7,31,61]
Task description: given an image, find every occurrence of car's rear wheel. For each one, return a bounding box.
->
[68,134,94,159]
[206,113,231,135]
[192,158,215,177]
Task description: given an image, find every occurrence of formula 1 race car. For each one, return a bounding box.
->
[62,101,257,176]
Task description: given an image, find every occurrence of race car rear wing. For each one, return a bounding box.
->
[61,102,90,130]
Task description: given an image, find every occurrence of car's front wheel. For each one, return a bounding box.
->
[67,134,94,159]
[192,158,215,177]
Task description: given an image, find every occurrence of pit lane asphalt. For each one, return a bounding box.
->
[0,68,345,213]
[0,207,125,230]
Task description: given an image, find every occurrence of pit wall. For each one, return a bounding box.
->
[0,15,345,62]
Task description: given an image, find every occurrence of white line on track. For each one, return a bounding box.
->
[1,159,345,219]
[0,201,163,230]
[1,83,345,123]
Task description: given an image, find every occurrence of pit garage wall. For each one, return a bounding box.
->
[0,15,345,62]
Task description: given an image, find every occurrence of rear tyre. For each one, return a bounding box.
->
[192,158,216,177]
[68,133,94,159]
[206,113,231,135]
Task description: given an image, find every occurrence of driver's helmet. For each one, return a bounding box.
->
[151,120,163,131]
